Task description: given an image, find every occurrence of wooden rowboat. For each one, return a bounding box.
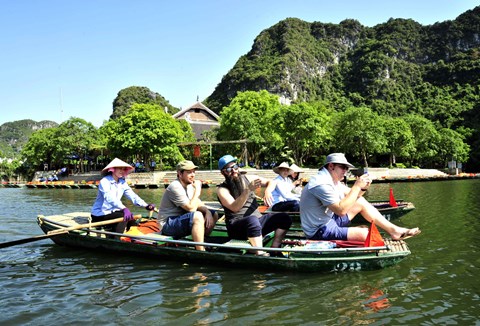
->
[36,212,411,273]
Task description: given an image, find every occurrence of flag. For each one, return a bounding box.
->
[389,187,398,207]
[364,223,385,247]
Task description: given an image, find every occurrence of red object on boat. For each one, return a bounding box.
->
[364,223,385,247]
[389,188,398,207]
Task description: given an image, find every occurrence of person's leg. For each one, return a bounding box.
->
[348,197,420,240]
[260,213,292,248]
[228,215,268,256]
[91,211,125,237]
[162,212,206,250]
[204,210,219,236]
[190,211,206,251]
[272,200,299,212]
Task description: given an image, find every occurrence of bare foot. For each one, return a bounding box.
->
[392,228,421,241]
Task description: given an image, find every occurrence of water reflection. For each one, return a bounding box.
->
[1,181,480,324]
[361,286,391,312]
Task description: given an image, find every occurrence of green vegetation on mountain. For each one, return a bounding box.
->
[206,6,480,169]
[0,120,58,158]
[2,6,480,179]
[111,86,179,120]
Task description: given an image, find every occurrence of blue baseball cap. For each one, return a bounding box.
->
[218,154,237,170]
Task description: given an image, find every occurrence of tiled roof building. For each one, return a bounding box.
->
[172,101,220,140]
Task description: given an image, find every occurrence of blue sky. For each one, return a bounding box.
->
[0,0,477,127]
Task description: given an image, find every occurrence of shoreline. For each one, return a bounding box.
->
[2,168,479,189]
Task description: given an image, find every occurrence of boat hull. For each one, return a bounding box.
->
[37,212,410,273]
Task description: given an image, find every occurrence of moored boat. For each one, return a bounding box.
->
[204,199,415,222]
[36,212,411,272]
[353,199,415,223]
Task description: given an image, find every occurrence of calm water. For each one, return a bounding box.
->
[1,180,479,325]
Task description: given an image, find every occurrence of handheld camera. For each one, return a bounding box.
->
[350,167,368,177]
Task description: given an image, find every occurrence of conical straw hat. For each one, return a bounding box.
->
[290,164,304,173]
[273,162,292,174]
[102,158,134,174]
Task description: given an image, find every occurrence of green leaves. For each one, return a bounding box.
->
[333,106,387,167]
[104,103,191,169]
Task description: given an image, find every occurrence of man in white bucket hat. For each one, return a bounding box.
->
[91,158,156,235]
[300,153,421,242]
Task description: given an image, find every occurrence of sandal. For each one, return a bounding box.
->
[394,228,421,241]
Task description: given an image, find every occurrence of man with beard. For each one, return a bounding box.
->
[216,155,292,256]
[158,160,218,251]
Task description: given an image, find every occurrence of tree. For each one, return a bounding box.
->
[280,102,333,165]
[332,106,387,167]
[217,90,283,166]
[0,158,22,182]
[403,114,440,167]
[21,127,57,174]
[103,103,191,169]
[437,128,470,167]
[382,116,415,166]
[54,118,99,173]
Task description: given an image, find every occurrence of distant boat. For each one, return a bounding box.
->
[203,199,415,223]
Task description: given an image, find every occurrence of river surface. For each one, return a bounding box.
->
[1,180,479,325]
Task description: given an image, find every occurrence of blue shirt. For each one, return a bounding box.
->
[91,175,147,216]
[271,175,300,205]
[300,168,348,238]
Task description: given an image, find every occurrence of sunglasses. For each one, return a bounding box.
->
[224,164,239,173]
[336,164,349,170]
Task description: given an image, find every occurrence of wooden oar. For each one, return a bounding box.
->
[0,214,142,249]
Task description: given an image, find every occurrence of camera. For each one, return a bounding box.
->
[350,167,368,177]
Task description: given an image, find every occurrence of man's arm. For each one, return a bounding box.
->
[217,183,254,213]
[260,176,275,207]
[180,180,203,212]
[328,177,370,216]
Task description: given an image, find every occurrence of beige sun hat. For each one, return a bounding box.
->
[176,160,199,171]
[102,158,134,174]
[324,153,354,168]
[273,162,292,174]
[290,164,304,173]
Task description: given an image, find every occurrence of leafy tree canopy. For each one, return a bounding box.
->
[102,103,192,169]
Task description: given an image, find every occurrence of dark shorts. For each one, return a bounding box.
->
[161,209,216,238]
[310,214,351,240]
[271,200,300,212]
[226,212,292,239]
[161,212,195,238]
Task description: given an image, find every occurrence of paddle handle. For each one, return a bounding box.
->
[0,214,144,249]
[46,214,143,234]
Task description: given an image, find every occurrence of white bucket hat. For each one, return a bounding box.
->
[324,153,354,168]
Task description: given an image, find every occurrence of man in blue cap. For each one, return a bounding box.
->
[300,153,421,242]
[217,154,292,256]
